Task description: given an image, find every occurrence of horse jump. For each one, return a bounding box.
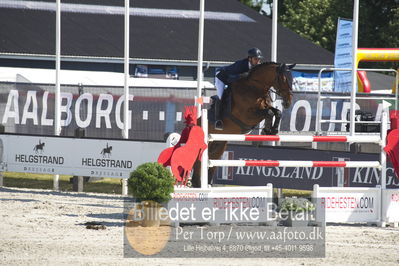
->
[198,107,387,189]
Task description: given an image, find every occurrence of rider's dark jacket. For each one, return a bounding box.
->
[216,58,250,84]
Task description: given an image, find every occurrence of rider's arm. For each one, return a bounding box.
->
[221,59,249,83]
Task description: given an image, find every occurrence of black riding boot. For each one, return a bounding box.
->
[213,97,223,130]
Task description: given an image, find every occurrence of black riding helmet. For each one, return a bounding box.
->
[248,47,263,59]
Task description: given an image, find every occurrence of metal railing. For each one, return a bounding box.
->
[315,68,398,134]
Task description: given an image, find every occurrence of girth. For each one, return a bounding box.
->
[225,113,256,134]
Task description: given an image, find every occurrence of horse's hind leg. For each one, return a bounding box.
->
[207,141,227,185]
[191,160,210,188]
[191,141,227,188]
[191,161,201,188]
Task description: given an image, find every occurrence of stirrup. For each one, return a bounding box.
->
[215,120,224,131]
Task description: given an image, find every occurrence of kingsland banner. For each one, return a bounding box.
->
[215,145,399,190]
[0,82,395,141]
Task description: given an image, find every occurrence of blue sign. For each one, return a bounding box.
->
[292,71,334,92]
[334,18,353,92]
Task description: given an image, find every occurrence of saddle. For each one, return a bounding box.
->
[209,88,255,133]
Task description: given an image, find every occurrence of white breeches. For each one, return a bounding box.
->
[215,74,226,100]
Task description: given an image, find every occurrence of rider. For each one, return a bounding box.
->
[213,47,263,130]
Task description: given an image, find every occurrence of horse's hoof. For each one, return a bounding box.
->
[270,128,278,135]
[261,129,272,135]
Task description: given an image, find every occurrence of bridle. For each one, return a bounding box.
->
[268,66,294,102]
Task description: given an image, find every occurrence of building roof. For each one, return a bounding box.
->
[0,0,334,65]
[0,66,215,87]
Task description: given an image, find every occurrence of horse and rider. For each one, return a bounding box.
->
[213,47,264,130]
[213,47,292,134]
[191,47,295,187]
[159,47,295,187]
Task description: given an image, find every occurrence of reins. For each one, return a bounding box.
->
[269,66,294,102]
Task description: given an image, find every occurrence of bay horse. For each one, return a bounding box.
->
[191,62,295,188]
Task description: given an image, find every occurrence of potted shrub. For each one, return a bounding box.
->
[128,162,175,227]
[279,197,315,227]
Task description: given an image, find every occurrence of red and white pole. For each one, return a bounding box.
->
[209,134,381,144]
[209,160,381,169]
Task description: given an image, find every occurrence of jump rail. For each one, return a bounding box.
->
[208,160,381,168]
[208,134,381,144]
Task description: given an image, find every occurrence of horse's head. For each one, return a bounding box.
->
[246,62,295,109]
[275,63,295,109]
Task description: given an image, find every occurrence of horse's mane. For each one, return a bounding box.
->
[247,61,278,79]
[245,61,294,96]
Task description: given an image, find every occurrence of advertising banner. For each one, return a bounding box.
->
[382,189,399,223]
[334,18,353,92]
[292,71,333,92]
[0,82,394,141]
[0,82,194,141]
[0,134,164,178]
[214,144,399,189]
[313,186,381,223]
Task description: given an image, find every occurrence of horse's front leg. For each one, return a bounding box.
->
[260,108,275,135]
[269,107,282,134]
